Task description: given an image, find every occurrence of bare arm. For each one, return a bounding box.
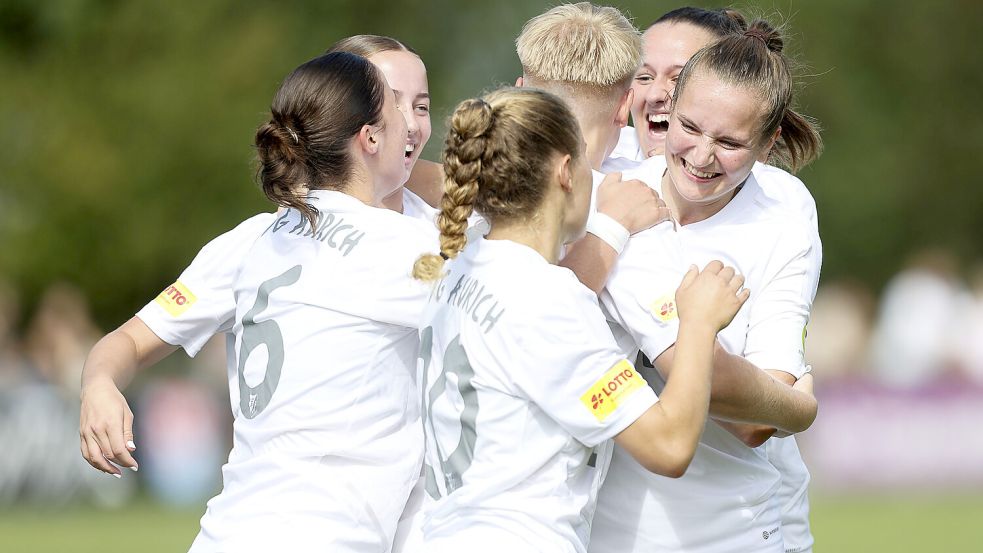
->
[561,172,670,294]
[404,159,444,207]
[79,317,177,476]
[615,262,749,477]
[654,343,818,440]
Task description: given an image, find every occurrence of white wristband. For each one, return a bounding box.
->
[586,212,630,254]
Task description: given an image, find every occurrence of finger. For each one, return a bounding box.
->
[736,287,751,305]
[83,432,121,477]
[106,423,138,470]
[704,260,724,274]
[729,273,746,293]
[679,264,699,289]
[123,406,137,453]
[718,266,736,283]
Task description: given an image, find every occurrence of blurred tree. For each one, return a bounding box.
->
[0,0,980,328]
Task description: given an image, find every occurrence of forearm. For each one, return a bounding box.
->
[707,349,816,432]
[559,234,619,294]
[81,317,176,393]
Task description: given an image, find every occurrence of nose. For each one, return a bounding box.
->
[646,76,672,106]
[690,137,715,167]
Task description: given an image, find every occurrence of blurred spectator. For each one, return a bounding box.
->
[805,279,875,382]
[952,262,983,383]
[0,278,30,388]
[22,282,101,397]
[868,248,966,387]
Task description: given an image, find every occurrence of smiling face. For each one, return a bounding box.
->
[664,70,771,218]
[631,22,717,157]
[368,50,431,175]
[371,80,411,200]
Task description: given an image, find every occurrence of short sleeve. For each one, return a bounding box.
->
[600,223,686,362]
[508,278,658,448]
[743,220,822,379]
[136,213,274,356]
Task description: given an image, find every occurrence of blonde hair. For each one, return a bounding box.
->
[413,88,581,281]
[516,2,641,93]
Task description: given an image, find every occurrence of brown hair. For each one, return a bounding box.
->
[326,34,418,58]
[255,52,386,227]
[649,6,747,37]
[673,18,823,172]
[413,87,581,281]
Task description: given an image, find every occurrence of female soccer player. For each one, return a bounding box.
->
[81,51,437,552]
[611,7,747,161]
[589,18,824,553]
[412,86,748,553]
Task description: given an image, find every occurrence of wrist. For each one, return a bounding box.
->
[586,212,630,254]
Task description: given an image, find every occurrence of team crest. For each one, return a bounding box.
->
[649,293,678,323]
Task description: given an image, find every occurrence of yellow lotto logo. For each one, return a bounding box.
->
[154,281,197,317]
[649,293,678,323]
[580,360,647,422]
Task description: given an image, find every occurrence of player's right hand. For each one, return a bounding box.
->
[674,260,750,331]
[596,172,671,235]
[79,377,138,477]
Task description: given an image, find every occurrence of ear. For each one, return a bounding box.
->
[556,154,574,193]
[515,76,524,87]
[759,126,781,163]
[357,124,380,155]
[615,88,633,128]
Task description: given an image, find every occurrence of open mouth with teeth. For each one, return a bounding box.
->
[404,143,416,159]
[647,113,669,135]
[681,158,721,181]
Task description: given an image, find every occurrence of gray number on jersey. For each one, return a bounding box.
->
[420,328,480,499]
[236,265,302,419]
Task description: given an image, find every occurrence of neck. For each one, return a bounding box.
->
[579,121,610,171]
[662,171,739,226]
[486,213,564,264]
[380,187,404,212]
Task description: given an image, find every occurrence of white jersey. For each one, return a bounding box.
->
[591,156,821,553]
[418,238,657,553]
[604,129,820,553]
[185,190,437,553]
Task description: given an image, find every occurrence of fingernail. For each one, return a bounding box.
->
[130,465,139,472]
[126,440,136,450]
[112,472,122,479]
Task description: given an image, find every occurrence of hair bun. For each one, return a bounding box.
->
[451,98,494,140]
[744,20,783,53]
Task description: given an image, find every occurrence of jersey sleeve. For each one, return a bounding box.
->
[136,213,274,356]
[508,277,658,448]
[743,219,822,379]
[599,224,686,362]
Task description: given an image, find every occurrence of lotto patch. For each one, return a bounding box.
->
[580,360,647,422]
[154,281,197,317]
[649,293,678,323]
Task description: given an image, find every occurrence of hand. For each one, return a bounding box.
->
[674,260,750,331]
[79,377,138,477]
[596,172,671,235]
[792,372,815,398]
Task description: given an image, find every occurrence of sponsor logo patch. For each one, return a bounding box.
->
[649,293,678,323]
[154,281,197,317]
[580,360,647,422]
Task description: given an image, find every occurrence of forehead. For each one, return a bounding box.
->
[367,50,428,90]
[675,72,765,138]
[642,22,718,68]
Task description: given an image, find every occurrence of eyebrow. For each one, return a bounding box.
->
[638,63,686,74]
[393,90,431,102]
[677,113,751,146]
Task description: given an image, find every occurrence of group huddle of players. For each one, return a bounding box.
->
[79,4,824,553]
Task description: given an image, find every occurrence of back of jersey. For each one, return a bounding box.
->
[200,190,437,551]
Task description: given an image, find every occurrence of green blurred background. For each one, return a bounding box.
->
[1,0,982,551]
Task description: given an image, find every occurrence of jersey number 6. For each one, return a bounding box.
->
[236,265,302,419]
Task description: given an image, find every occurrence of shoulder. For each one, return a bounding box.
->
[609,126,642,162]
[749,163,818,227]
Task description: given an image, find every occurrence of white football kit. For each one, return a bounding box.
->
[599,128,820,553]
[418,237,658,553]
[139,190,438,553]
[590,154,822,553]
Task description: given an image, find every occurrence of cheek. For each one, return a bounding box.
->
[718,150,754,176]
[419,116,432,144]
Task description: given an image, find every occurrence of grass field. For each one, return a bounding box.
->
[2,495,981,552]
